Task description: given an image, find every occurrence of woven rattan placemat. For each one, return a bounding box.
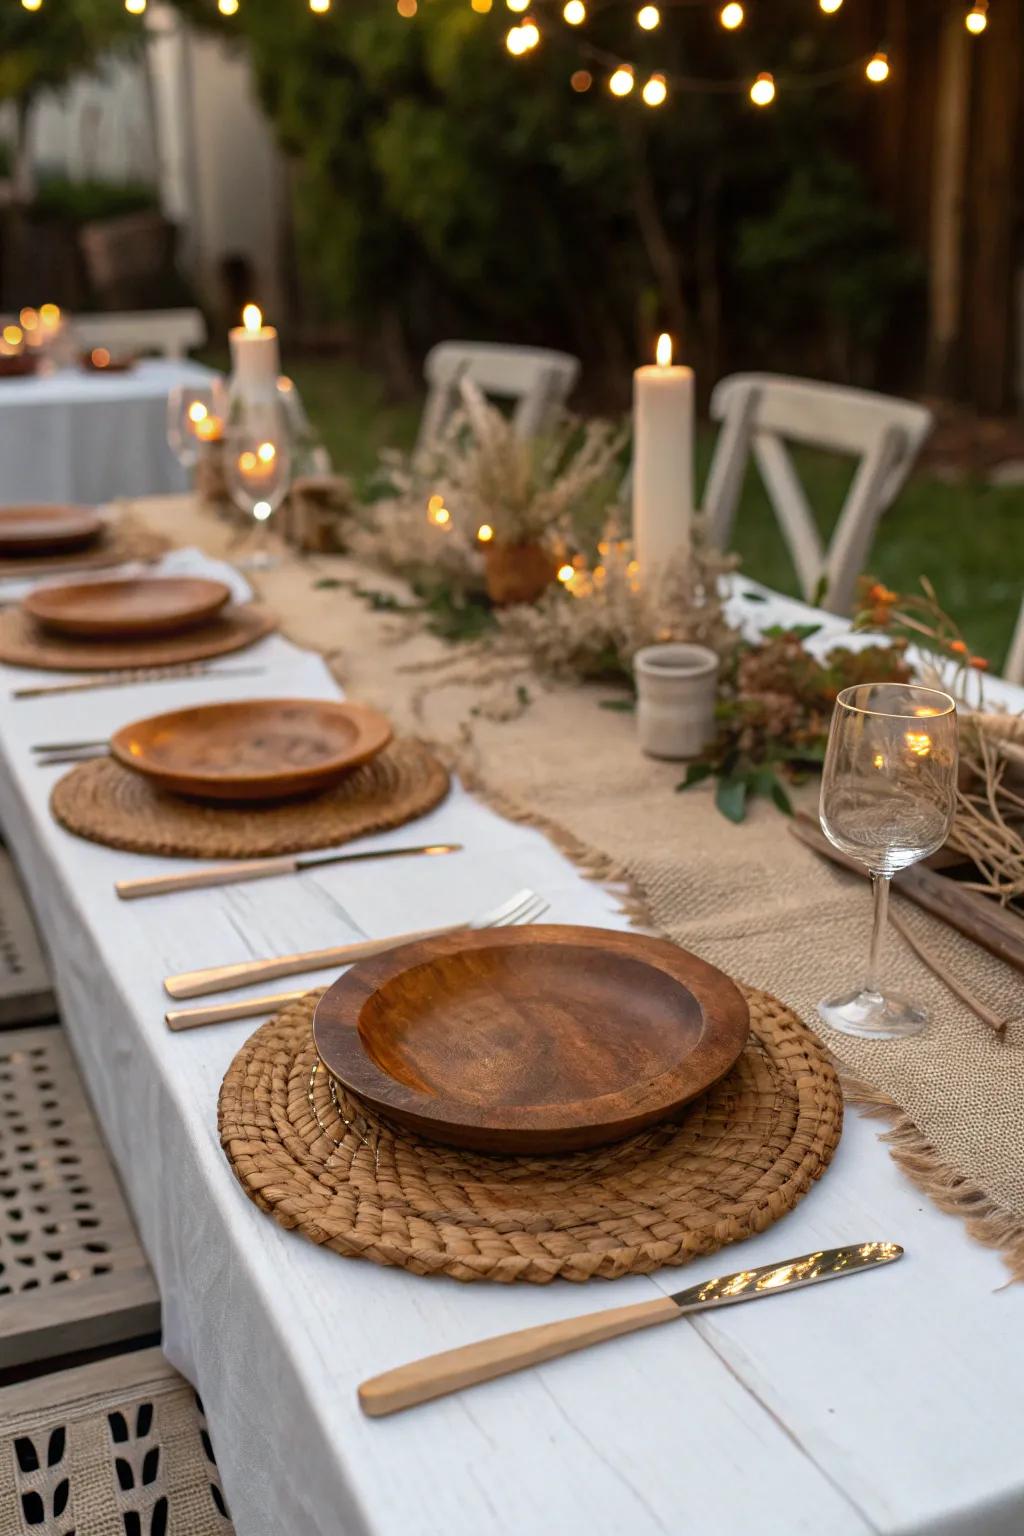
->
[50,738,451,857]
[0,603,275,672]
[218,988,843,1284]
[0,517,168,579]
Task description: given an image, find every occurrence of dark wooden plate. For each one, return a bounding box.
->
[0,505,102,556]
[110,697,393,802]
[23,577,231,639]
[313,925,750,1154]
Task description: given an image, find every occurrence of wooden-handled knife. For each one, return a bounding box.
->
[789,813,1024,975]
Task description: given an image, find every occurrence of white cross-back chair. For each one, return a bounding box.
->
[1006,599,1024,685]
[73,308,207,360]
[416,341,580,457]
[703,373,934,614]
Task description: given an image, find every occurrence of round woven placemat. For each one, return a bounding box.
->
[218,987,843,1284]
[0,603,275,671]
[50,737,451,857]
[0,517,168,580]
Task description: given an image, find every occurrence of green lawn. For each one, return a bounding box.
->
[285,356,1022,669]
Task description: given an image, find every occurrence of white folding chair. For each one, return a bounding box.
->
[703,373,934,614]
[73,308,207,360]
[416,341,580,456]
[1006,598,1024,685]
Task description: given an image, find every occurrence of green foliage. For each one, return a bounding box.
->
[31,176,157,225]
[0,1,139,106]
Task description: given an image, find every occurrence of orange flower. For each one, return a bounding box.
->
[870,605,892,627]
[867,582,898,605]
[970,655,989,671]
[949,639,968,654]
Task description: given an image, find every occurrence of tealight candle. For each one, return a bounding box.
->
[632,332,694,586]
[228,304,281,396]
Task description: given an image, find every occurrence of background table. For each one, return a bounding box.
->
[0,554,1021,1536]
[0,359,217,506]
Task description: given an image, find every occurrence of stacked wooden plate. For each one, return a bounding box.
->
[313,925,751,1154]
[25,577,230,639]
[0,506,103,558]
[111,697,394,802]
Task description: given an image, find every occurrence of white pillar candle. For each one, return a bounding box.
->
[228,304,281,397]
[632,332,695,588]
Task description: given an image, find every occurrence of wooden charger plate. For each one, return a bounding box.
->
[111,697,393,802]
[23,576,231,639]
[0,505,102,556]
[313,925,751,1154]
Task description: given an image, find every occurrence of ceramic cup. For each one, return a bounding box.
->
[633,642,720,761]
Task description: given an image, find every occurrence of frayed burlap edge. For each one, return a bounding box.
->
[442,739,1024,1285]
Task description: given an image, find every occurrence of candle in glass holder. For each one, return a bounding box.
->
[229,304,280,396]
[632,332,694,587]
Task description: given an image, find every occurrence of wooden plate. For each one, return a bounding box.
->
[110,698,393,802]
[0,506,102,556]
[313,925,750,1153]
[23,577,231,639]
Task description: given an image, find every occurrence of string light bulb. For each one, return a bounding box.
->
[865,50,890,82]
[309,0,331,11]
[217,0,239,14]
[636,4,660,28]
[965,1,988,33]
[749,71,775,106]
[21,0,43,10]
[570,69,593,91]
[396,0,417,14]
[471,0,493,10]
[477,524,494,542]
[563,0,586,21]
[642,72,668,106]
[125,0,147,12]
[720,3,744,29]
[557,564,575,584]
[609,63,636,96]
[819,0,843,12]
[507,0,530,10]
[519,17,540,47]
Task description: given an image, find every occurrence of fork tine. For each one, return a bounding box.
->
[473,888,537,931]
[507,897,549,927]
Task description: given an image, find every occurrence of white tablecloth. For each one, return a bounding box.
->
[0,359,217,506]
[0,558,1022,1536]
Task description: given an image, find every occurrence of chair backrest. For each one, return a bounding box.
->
[417,341,580,456]
[74,308,207,360]
[1006,598,1024,686]
[704,373,934,614]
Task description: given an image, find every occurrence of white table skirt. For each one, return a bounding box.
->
[0,566,1021,1536]
[0,359,217,505]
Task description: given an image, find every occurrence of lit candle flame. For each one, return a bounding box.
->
[188,401,209,424]
[256,440,277,463]
[242,304,263,333]
[655,332,673,367]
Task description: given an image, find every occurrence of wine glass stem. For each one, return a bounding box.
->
[866,872,891,994]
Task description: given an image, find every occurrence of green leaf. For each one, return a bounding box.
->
[516,685,532,707]
[743,591,769,603]
[599,698,636,713]
[760,622,823,641]
[676,762,713,792]
[715,775,749,823]
[771,779,794,815]
[313,577,344,589]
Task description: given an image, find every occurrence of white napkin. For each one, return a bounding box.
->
[0,546,252,608]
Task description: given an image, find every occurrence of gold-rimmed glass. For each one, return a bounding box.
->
[818,682,958,1039]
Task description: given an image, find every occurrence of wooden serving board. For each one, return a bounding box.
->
[790,813,1024,975]
[313,925,751,1154]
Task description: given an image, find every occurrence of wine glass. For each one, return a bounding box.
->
[225,417,292,570]
[167,381,227,471]
[818,682,958,1039]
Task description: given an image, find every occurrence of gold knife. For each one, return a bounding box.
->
[358,1241,904,1417]
[116,842,462,900]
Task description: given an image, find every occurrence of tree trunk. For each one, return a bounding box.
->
[628,129,687,349]
[925,7,971,396]
[12,96,35,205]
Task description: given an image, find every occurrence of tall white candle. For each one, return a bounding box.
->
[632,332,695,588]
[228,304,281,397]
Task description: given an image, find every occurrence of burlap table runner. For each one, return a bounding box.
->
[134,497,1024,1277]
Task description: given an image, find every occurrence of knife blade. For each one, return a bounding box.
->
[115,842,462,900]
[357,1241,904,1417]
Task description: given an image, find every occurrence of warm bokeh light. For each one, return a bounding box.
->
[819,0,843,11]
[519,18,540,47]
[218,0,239,13]
[506,24,528,52]
[257,441,277,463]
[471,0,493,11]
[21,0,43,11]
[477,523,495,542]
[904,730,932,758]
[609,64,635,96]
[396,0,417,14]
[506,0,530,10]
[965,1,987,32]
[636,4,660,28]
[750,71,776,106]
[19,308,38,331]
[655,332,673,366]
[720,2,744,28]
[125,0,147,13]
[253,501,272,522]
[90,348,111,368]
[40,304,61,328]
[239,451,259,474]
[242,303,263,332]
[563,0,586,22]
[188,401,209,424]
[310,0,331,12]
[557,564,575,583]
[865,50,890,82]
[570,69,593,91]
[2,326,22,348]
[642,72,667,106]
[194,416,223,443]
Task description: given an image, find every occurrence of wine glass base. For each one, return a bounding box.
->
[818,987,928,1040]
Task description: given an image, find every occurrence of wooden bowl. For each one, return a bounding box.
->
[23,577,231,639]
[0,505,102,556]
[313,925,750,1154]
[110,698,393,802]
